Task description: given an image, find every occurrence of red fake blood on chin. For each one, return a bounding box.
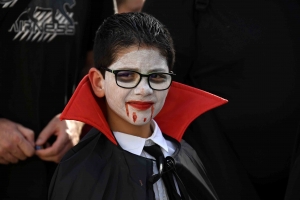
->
[125,103,129,117]
[143,118,147,122]
[151,105,154,119]
[133,112,137,122]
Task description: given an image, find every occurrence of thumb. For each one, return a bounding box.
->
[17,124,35,147]
[36,120,56,146]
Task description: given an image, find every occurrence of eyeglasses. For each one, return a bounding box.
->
[101,68,175,91]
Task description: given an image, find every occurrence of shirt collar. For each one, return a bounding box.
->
[113,120,169,156]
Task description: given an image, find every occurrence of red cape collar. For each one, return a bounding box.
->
[60,76,228,145]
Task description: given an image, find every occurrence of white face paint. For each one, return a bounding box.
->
[104,47,169,127]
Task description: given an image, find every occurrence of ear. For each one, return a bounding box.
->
[88,68,105,98]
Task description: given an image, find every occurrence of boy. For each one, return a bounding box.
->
[49,12,227,200]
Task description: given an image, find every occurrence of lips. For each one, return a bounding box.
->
[127,101,154,110]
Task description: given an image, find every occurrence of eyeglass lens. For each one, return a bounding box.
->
[115,71,172,90]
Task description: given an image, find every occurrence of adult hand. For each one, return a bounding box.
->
[0,118,35,164]
[35,114,84,163]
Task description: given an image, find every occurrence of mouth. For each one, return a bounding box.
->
[127,101,154,110]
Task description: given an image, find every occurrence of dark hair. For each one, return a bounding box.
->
[93,12,175,75]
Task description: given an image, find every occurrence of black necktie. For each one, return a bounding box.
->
[143,144,189,200]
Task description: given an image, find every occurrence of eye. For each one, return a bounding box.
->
[116,71,137,82]
[149,73,168,83]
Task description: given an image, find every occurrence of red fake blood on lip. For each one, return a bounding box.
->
[143,118,147,122]
[133,112,137,122]
[151,105,154,119]
[125,103,129,117]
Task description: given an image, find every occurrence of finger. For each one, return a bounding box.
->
[36,119,56,146]
[7,152,19,163]
[17,124,35,146]
[11,146,27,160]
[0,157,9,164]
[36,132,66,158]
[0,131,28,159]
[2,151,19,163]
[16,136,35,157]
[15,125,35,157]
[37,142,71,163]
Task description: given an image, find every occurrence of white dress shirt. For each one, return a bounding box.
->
[113,120,179,200]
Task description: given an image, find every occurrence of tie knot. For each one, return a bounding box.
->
[143,144,164,160]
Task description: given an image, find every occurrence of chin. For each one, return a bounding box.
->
[130,121,151,126]
[127,118,152,126]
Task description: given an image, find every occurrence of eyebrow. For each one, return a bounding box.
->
[148,69,168,73]
[114,67,168,73]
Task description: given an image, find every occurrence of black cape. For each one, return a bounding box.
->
[48,76,227,200]
[49,128,219,200]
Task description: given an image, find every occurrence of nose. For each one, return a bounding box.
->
[134,77,153,96]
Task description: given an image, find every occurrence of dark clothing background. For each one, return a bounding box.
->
[0,0,113,199]
[143,0,300,199]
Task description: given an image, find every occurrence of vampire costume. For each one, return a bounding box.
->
[48,76,227,200]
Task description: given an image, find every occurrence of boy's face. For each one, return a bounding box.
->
[103,46,169,127]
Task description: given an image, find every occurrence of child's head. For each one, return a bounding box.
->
[93,12,175,75]
[89,13,175,136]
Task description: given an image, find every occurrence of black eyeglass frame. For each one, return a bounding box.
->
[100,67,176,91]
